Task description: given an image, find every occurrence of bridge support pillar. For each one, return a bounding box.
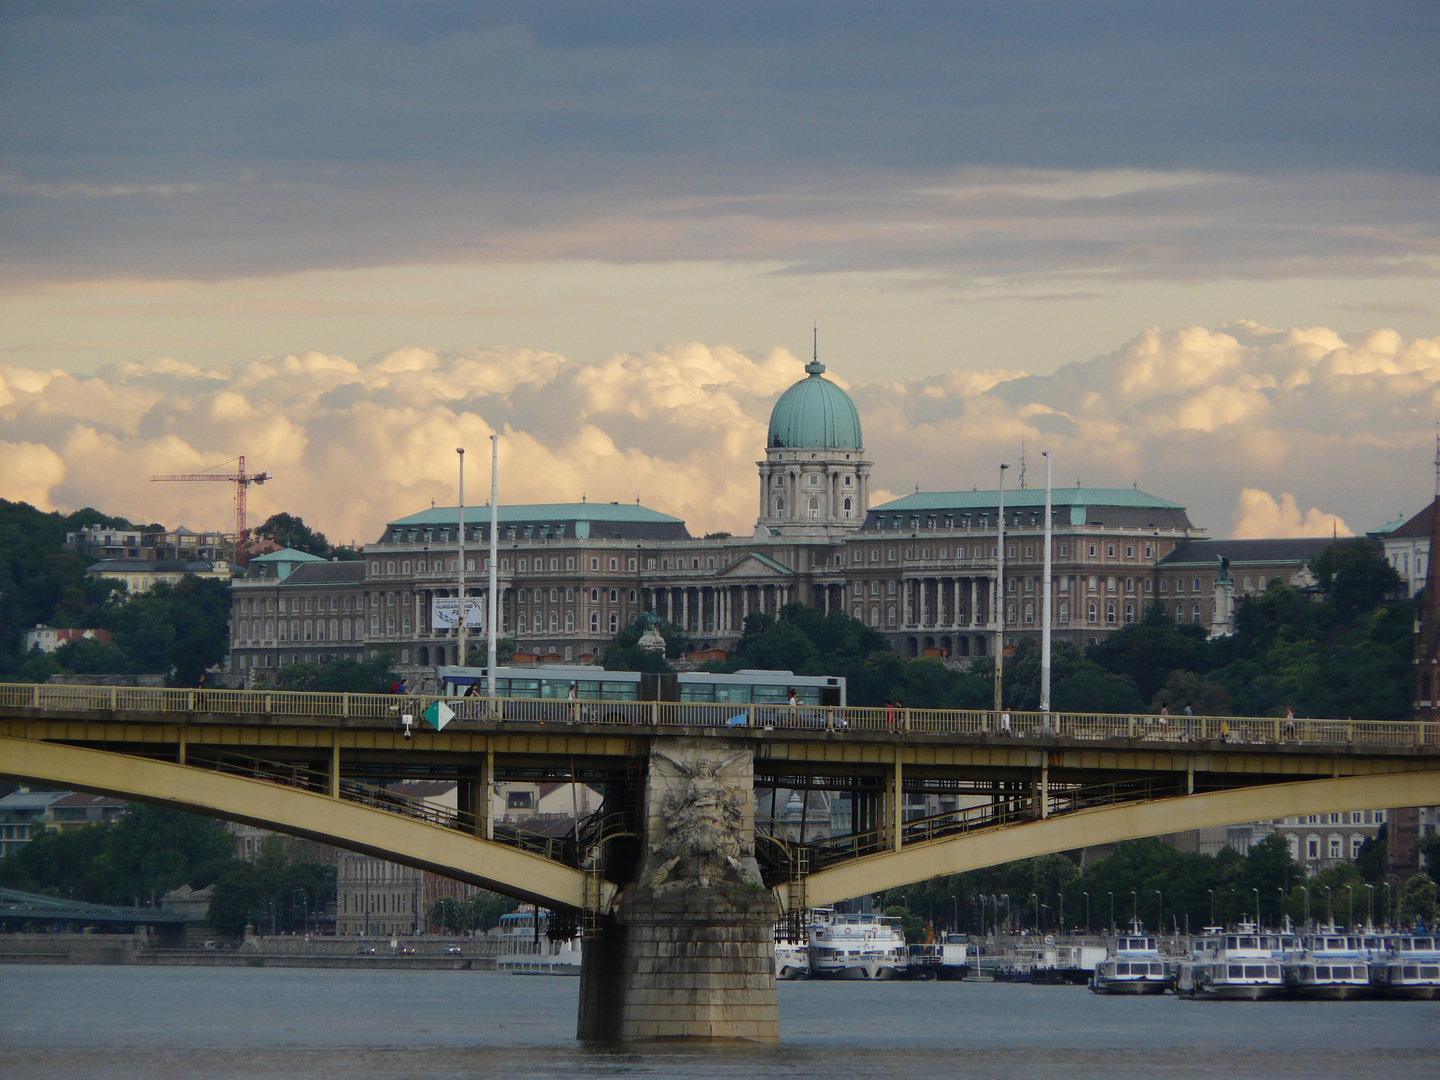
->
[577,737,778,1042]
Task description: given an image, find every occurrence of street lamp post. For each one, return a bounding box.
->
[1058,892,1065,933]
[1130,890,1138,931]
[1083,891,1090,934]
[1208,888,1215,928]
[1325,886,1333,928]
[993,462,1010,713]
[1277,886,1287,932]
[1252,887,1260,930]
[1155,890,1163,938]
[1031,892,1039,935]
[1108,892,1115,935]
[1365,883,1375,928]
[1345,885,1355,931]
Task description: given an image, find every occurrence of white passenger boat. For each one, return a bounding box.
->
[1370,934,1440,999]
[1176,924,1285,1000]
[905,936,969,980]
[1091,929,1171,994]
[809,911,909,980]
[1283,930,1378,999]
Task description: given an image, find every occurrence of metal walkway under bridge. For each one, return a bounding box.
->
[3,683,1440,916]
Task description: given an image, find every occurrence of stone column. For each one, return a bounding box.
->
[970,578,979,626]
[682,589,690,632]
[577,737,779,1042]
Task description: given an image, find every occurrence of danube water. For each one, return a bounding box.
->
[2,965,1436,1080]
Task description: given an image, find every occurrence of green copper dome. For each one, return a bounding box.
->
[766,360,863,450]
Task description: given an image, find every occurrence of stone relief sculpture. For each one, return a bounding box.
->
[643,749,761,891]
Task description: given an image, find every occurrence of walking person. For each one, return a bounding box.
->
[884,700,896,732]
[568,682,579,726]
[1284,706,1296,742]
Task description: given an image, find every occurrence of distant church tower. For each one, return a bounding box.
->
[756,336,871,537]
[1416,436,1440,720]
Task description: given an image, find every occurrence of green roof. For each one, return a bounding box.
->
[767,362,863,450]
[872,488,1184,512]
[250,547,326,563]
[388,503,683,528]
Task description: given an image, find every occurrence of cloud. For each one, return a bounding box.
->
[0,323,1436,544]
[1230,490,1352,540]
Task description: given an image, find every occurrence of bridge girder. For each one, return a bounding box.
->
[0,736,607,912]
[802,768,1440,907]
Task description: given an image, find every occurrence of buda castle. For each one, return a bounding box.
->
[229,355,1207,675]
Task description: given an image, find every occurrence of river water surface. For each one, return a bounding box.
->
[2,965,1436,1079]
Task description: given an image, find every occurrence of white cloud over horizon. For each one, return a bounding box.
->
[0,323,1433,545]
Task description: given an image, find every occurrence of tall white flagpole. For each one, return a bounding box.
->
[993,462,1009,713]
[487,435,500,697]
[1041,451,1054,713]
[456,447,466,670]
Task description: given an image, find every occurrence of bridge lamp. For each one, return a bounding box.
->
[1208,888,1215,927]
[1365,883,1375,927]
[1083,891,1090,934]
[1130,890,1137,929]
[1031,892,1039,934]
[1108,892,1114,935]
[1324,886,1333,928]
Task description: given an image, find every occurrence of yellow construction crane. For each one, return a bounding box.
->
[151,456,272,567]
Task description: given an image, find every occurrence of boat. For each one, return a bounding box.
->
[1370,934,1440,999]
[1091,928,1171,994]
[1283,929,1379,1000]
[809,911,909,979]
[904,935,969,980]
[1175,923,1285,1000]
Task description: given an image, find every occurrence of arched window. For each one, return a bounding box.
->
[591,588,599,602]
[775,497,784,515]
[385,615,394,635]
[609,589,618,603]
[1007,602,1016,623]
[1024,602,1034,625]
[590,612,600,633]
[1086,601,1097,623]
[1058,602,1069,624]
[518,614,527,634]
[808,497,820,519]
[1125,603,1135,623]
[565,611,575,632]
[887,606,896,626]
[549,612,558,633]
[609,613,619,633]
[1105,602,1116,624]
[843,497,853,518]
[870,606,880,626]
[1193,603,1202,621]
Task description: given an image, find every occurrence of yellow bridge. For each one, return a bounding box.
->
[3,683,1438,914]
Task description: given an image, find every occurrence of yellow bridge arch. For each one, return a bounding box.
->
[803,769,1440,907]
[0,736,607,911]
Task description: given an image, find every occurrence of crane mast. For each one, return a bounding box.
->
[150,455,273,567]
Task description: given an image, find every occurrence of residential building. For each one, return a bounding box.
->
[1223,810,1387,874]
[1387,805,1440,877]
[44,793,127,832]
[0,789,66,858]
[87,558,233,595]
[22,626,114,654]
[1377,502,1431,598]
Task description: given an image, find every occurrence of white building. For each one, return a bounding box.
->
[1375,502,1430,598]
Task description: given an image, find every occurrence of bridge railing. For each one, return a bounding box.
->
[2,683,1436,748]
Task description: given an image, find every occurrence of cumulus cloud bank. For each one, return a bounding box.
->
[0,323,1433,543]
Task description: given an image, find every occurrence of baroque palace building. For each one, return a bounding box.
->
[229,355,1208,676]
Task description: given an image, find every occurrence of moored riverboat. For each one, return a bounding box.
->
[809,912,908,979]
[1091,930,1170,995]
[1176,924,1285,1000]
[1370,934,1440,999]
[1283,930,1379,1000]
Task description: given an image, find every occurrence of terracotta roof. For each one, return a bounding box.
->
[1387,502,1434,539]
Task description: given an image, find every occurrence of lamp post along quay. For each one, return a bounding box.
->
[992,462,1009,713]
[456,447,466,669]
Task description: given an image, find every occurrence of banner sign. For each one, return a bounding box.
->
[431,597,485,630]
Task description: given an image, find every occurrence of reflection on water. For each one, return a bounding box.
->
[1,965,1436,1080]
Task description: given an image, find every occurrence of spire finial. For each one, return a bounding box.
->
[805,325,825,375]
[1433,423,1439,501]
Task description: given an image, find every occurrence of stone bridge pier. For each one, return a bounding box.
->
[577,737,779,1042]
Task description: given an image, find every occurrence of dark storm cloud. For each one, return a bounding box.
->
[1,1,1436,281]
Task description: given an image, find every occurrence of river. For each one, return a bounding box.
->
[2,965,1436,1079]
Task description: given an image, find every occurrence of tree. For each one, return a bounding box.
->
[1311,540,1405,619]
[255,513,333,557]
[270,654,397,693]
[0,803,236,907]
[207,836,334,938]
[1086,608,1209,703]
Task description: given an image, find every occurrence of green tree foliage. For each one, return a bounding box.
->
[254,513,334,558]
[206,835,335,938]
[1311,539,1406,619]
[601,617,684,673]
[427,890,516,934]
[105,577,234,685]
[1086,607,1209,704]
[1399,873,1437,928]
[269,654,398,693]
[0,803,237,907]
[1004,639,1145,713]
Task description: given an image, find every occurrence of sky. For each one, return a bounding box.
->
[1,2,1437,543]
